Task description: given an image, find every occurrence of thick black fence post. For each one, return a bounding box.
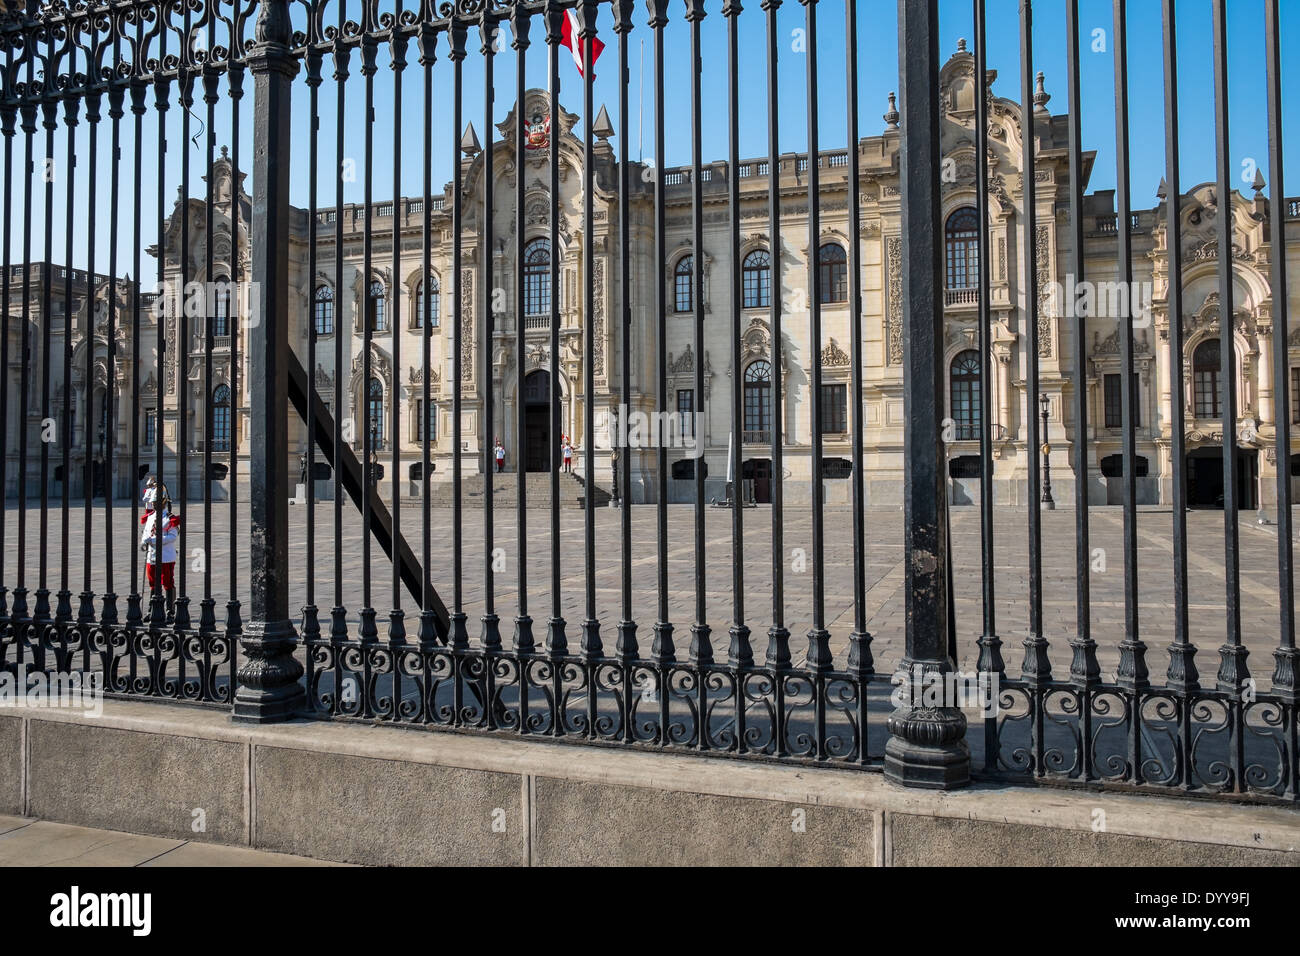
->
[234,0,305,722]
[884,0,971,789]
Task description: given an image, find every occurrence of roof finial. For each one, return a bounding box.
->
[1033,71,1051,115]
[883,91,899,131]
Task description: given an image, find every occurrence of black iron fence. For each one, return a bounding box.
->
[0,0,1297,805]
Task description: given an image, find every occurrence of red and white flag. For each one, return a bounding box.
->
[560,8,604,79]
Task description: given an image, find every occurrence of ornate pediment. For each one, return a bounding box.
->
[820,338,850,368]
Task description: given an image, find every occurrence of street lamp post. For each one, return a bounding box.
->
[610,405,620,507]
[1040,391,1055,510]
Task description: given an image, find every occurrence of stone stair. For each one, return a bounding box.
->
[420,470,610,509]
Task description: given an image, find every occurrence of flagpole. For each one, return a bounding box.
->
[637,37,644,163]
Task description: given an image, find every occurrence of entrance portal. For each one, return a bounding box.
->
[1187,447,1258,509]
[742,458,772,504]
[523,369,551,472]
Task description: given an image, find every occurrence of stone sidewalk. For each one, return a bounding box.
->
[0,815,348,866]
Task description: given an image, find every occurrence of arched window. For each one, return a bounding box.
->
[523,238,551,316]
[367,279,386,332]
[212,278,231,337]
[950,349,981,441]
[415,275,440,328]
[674,255,693,313]
[743,359,772,443]
[314,285,334,335]
[945,207,980,290]
[1193,338,1221,418]
[212,384,232,451]
[818,243,847,304]
[742,249,771,309]
[367,377,384,450]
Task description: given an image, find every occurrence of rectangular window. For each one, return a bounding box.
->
[1104,373,1140,428]
[1292,368,1300,425]
[416,399,437,443]
[820,383,847,435]
[144,409,157,447]
[677,389,694,438]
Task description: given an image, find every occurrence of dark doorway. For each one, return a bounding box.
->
[743,458,772,504]
[1187,448,1257,509]
[523,370,550,472]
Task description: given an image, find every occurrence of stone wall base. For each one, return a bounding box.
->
[1,700,1297,866]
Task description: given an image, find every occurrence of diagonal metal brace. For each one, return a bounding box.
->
[286,352,449,640]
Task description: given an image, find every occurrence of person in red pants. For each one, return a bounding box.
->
[140,492,181,624]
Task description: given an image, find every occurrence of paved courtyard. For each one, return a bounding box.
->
[3,497,1296,687]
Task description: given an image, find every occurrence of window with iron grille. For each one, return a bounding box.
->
[212,279,231,337]
[1291,368,1299,424]
[1193,338,1221,418]
[744,360,772,442]
[524,238,550,316]
[414,275,440,328]
[818,243,847,304]
[144,408,156,447]
[950,349,980,440]
[1104,372,1141,428]
[367,279,386,332]
[677,388,694,438]
[415,398,437,443]
[820,383,847,435]
[212,384,231,451]
[742,249,771,309]
[367,377,384,450]
[674,255,693,313]
[945,207,980,290]
[314,284,334,335]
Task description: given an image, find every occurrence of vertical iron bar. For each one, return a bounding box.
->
[723,0,749,682]
[359,8,378,674]
[801,0,829,685]
[884,0,970,790]
[975,0,1004,772]
[543,0,566,666]
[330,0,349,687]
[60,56,80,645]
[127,73,144,633]
[685,0,709,685]
[450,16,469,653]
[845,0,870,687]
[1112,0,1147,786]
[302,24,323,664]
[1210,0,1247,793]
[418,18,438,654]
[1064,0,1098,786]
[227,16,245,650]
[1161,0,1197,796]
[104,37,122,631]
[233,0,306,722]
[646,0,673,694]
[511,3,534,657]
[762,0,788,688]
[480,6,501,658]
[1210,0,1247,696]
[577,0,601,671]
[613,0,637,733]
[1264,0,1299,725]
[37,30,56,640]
[151,30,169,631]
[177,34,191,634]
[389,3,409,695]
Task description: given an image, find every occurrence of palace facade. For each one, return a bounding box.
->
[7,42,1300,511]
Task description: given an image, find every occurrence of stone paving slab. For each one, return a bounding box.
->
[8,501,1297,684]
[0,817,349,866]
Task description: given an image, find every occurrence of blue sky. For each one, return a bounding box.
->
[8,0,1299,283]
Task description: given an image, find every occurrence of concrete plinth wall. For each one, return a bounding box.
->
[1,700,1297,866]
